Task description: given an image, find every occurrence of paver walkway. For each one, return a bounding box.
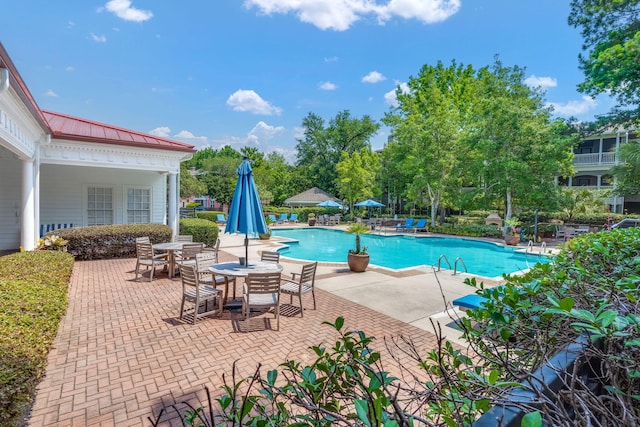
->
[26,248,442,426]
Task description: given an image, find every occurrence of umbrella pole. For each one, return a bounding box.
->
[245,234,249,265]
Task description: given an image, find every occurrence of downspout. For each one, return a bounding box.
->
[0,68,9,93]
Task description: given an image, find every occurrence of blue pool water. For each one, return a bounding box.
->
[271,228,550,277]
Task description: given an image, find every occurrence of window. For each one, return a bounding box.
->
[87,186,114,225]
[127,188,151,223]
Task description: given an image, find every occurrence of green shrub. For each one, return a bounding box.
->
[0,251,74,426]
[195,211,225,222]
[179,218,218,246]
[50,224,172,260]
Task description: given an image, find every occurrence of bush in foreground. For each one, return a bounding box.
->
[0,251,74,426]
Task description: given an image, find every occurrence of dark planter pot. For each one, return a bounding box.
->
[504,235,520,246]
[308,219,316,226]
[348,252,370,272]
[258,232,271,240]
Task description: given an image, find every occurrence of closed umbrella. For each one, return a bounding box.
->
[225,158,268,264]
[317,199,343,208]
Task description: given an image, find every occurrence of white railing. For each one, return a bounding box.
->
[573,152,617,165]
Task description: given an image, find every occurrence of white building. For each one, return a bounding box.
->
[0,43,195,251]
[560,129,639,213]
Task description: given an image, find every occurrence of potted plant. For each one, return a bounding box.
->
[345,222,370,272]
[503,216,521,246]
[308,213,316,226]
[259,215,274,240]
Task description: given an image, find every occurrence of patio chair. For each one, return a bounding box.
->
[280,262,317,317]
[405,218,428,233]
[261,251,281,263]
[174,235,193,242]
[174,242,204,269]
[135,242,169,282]
[216,214,227,224]
[268,214,278,225]
[203,237,221,255]
[135,236,151,244]
[243,271,282,330]
[278,213,289,224]
[395,218,414,231]
[179,264,223,324]
[289,213,299,223]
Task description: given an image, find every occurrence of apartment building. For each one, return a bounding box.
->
[559,130,639,213]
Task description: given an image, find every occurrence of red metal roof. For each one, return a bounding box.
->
[0,43,50,134]
[42,110,195,153]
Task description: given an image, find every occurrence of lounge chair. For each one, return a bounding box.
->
[395,218,414,231]
[268,214,278,224]
[452,285,507,311]
[289,213,299,223]
[405,218,428,233]
[278,213,288,224]
[216,214,227,224]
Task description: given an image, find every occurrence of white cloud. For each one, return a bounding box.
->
[319,81,337,90]
[67,21,75,29]
[104,0,153,22]
[244,0,461,31]
[174,130,208,140]
[90,33,107,43]
[547,96,597,117]
[65,66,75,72]
[324,56,339,63]
[384,81,410,106]
[44,90,59,97]
[525,75,558,89]
[149,126,171,137]
[248,121,285,142]
[362,71,386,84]
[226,89,283,115]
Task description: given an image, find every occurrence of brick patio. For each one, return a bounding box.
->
[25,249,442,426]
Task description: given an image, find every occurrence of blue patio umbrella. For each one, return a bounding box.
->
[355,199,384,217]
[354,199,384,208]
[225,158,268,264]
[317,199,343,208]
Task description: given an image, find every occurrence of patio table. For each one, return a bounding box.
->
[152,241,204,278]
[210,261,283,307]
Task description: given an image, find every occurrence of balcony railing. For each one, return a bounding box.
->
[573,152,617,165]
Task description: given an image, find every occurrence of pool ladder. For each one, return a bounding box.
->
[526,240,546,256]
[437,254,468,275]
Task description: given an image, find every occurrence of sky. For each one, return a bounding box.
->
[1,0,615,163]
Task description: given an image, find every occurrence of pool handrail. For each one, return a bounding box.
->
[437,254,451,271]
[454,257,468,275]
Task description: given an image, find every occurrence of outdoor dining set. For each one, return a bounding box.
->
[133,236,318,330]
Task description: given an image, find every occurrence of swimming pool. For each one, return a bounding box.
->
[270,228,550,278]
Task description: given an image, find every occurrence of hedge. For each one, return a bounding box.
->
[0,251,74,426]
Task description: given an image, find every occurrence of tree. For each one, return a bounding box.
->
[468,60,575,220]
[336,148,380,212]
[200,149,242,207]
[179,163,207,198]
[610,140,640,196]
[296,111,380,195]
[569,0,640,125]
[383,61,477,227]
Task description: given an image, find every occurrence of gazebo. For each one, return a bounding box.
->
[283,187,339,208]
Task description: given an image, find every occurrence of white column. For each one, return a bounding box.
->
[34,149,40,239]
[168,172,178,238]
[21,159,36,250]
